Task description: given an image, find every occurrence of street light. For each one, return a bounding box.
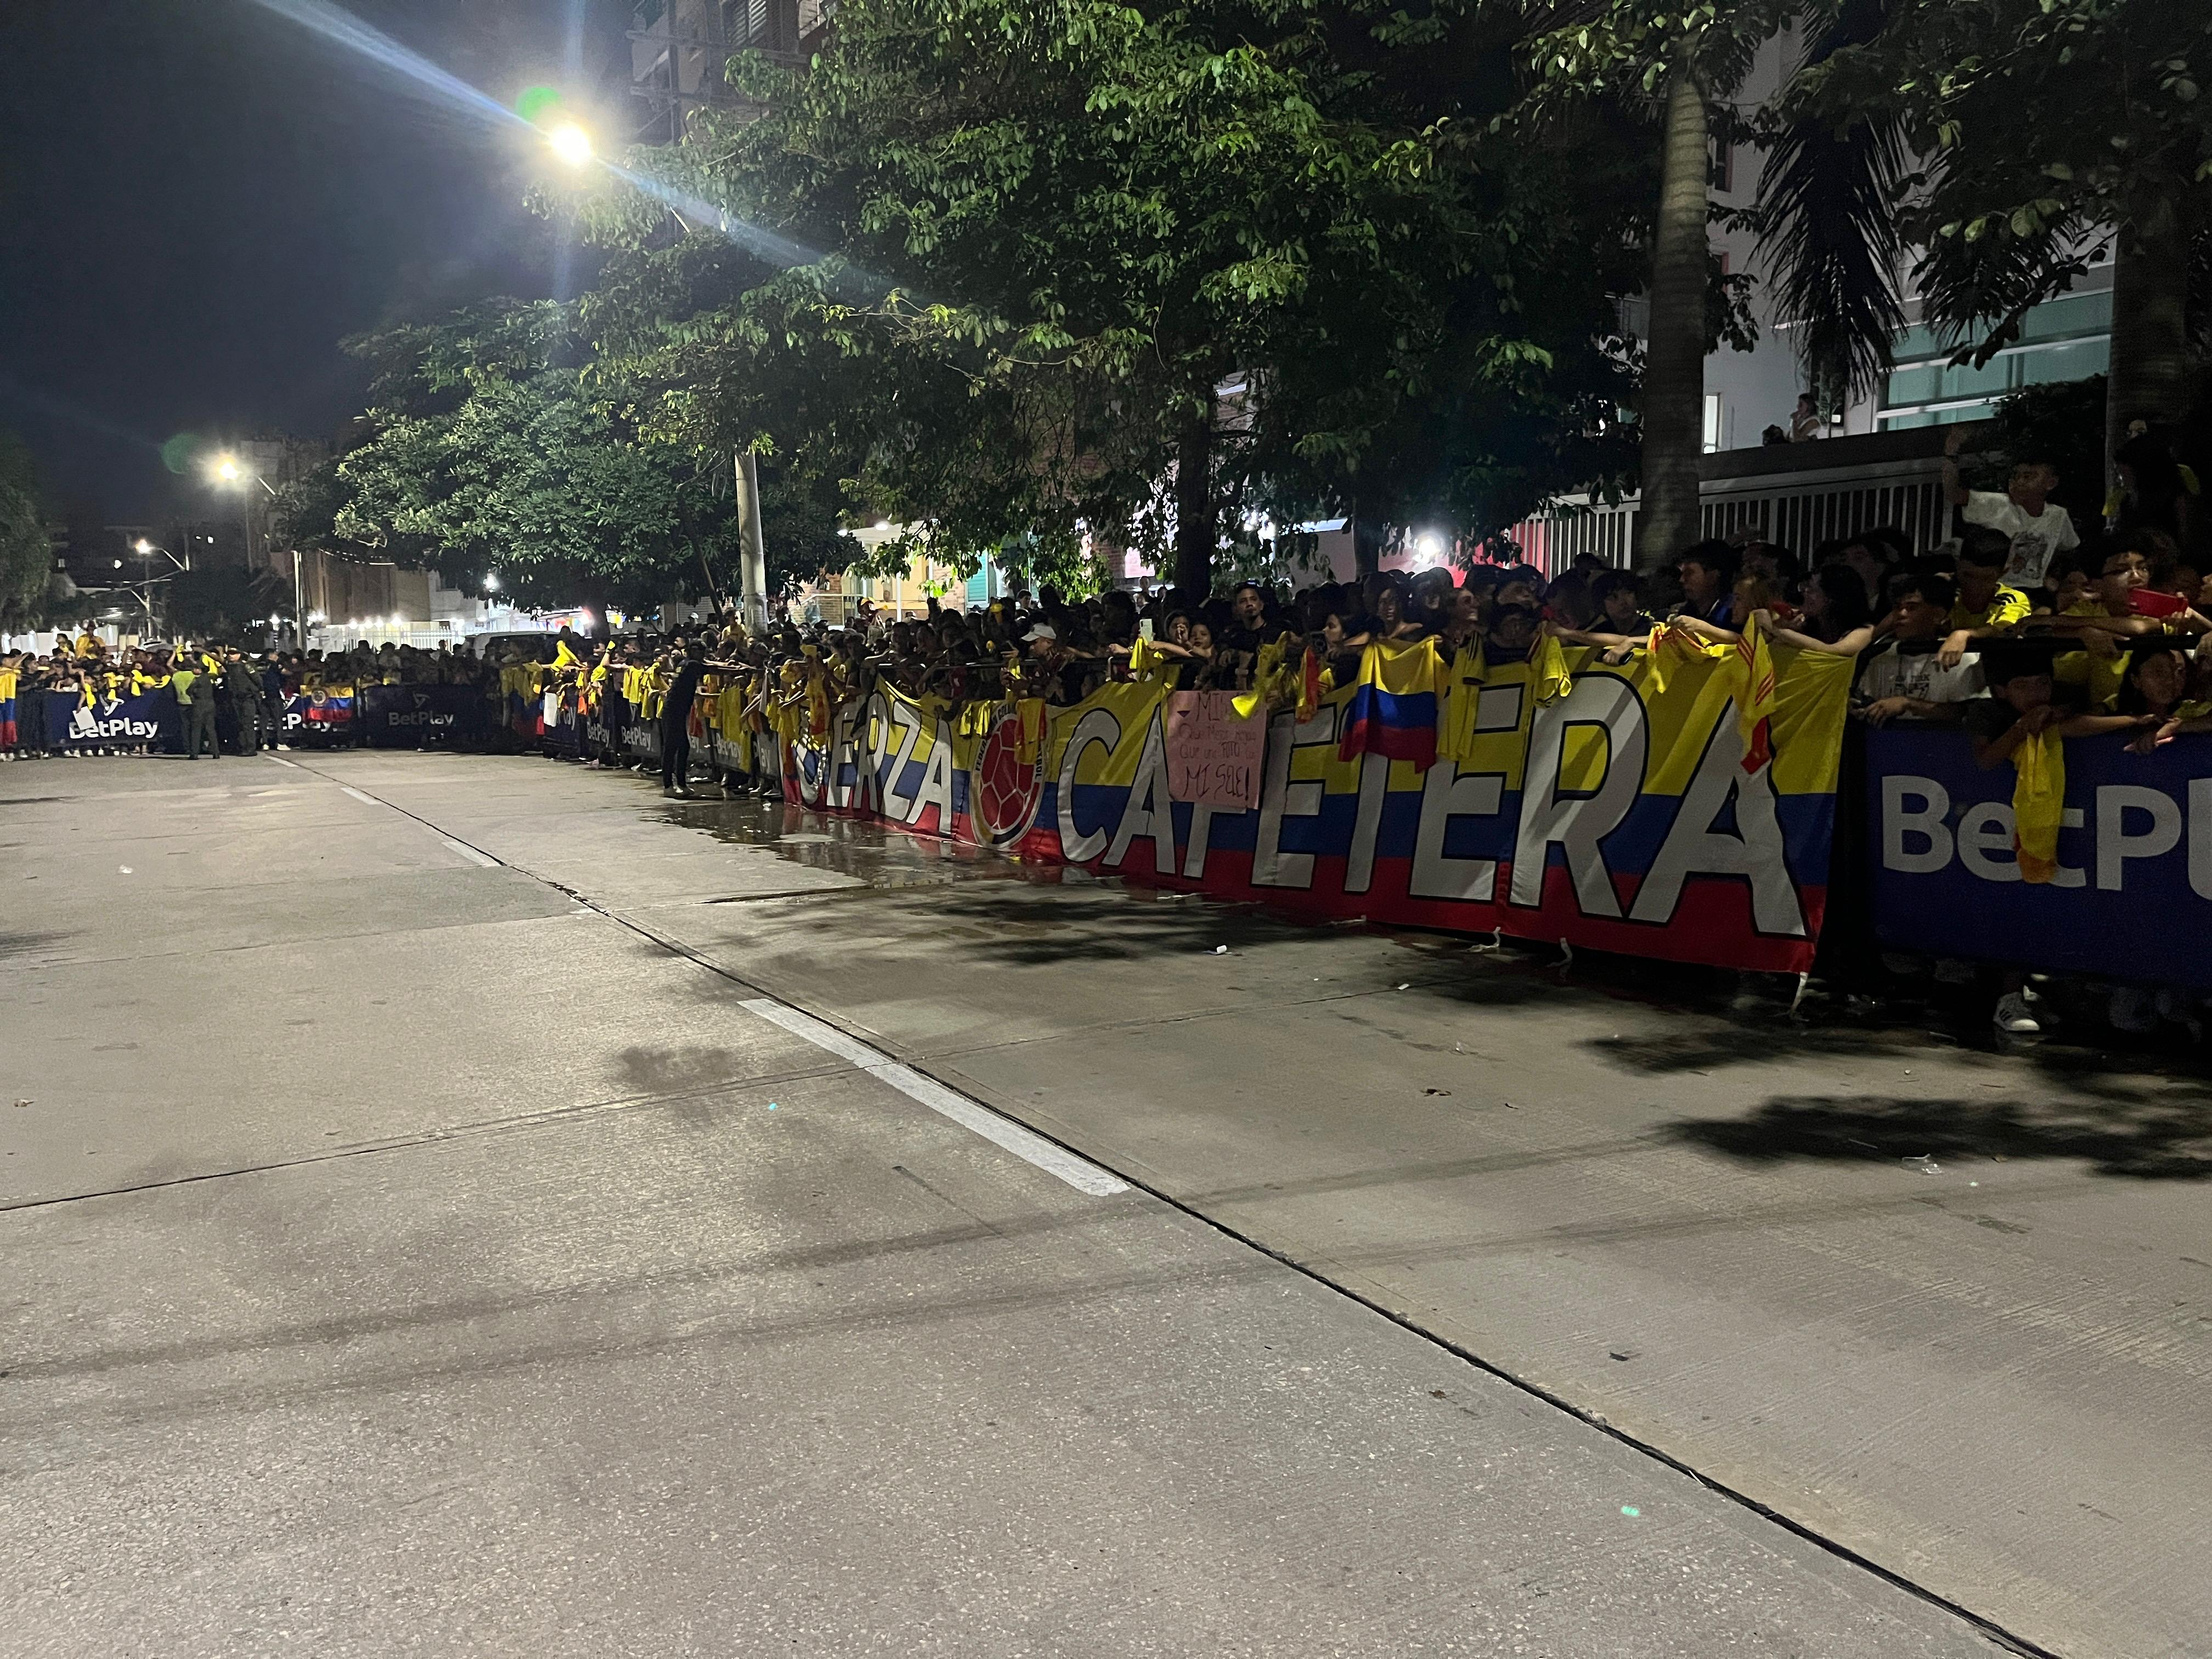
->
[208,453,307,650]
[548,122,593,167]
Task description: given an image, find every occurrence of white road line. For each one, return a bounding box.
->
[340,786,377,805]
[741,998,888,1068]
[266,757,302,770]
[738,996,1128,1197]
[439,835,499,867]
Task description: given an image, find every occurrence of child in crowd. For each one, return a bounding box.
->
[1855,573,1981,725]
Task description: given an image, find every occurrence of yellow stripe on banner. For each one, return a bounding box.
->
[1049,682,1167,787]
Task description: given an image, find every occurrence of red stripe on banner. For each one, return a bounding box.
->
[778,752,1824,975]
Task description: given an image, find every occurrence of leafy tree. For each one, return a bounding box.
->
[0,430,54,631]
[573,0,1656,592]
[1778,0,2212,465]
[295,301,846,611]
[163,563,289,646]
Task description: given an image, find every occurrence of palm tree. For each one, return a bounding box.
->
[1639,67,1716,569]
[1750,0,1908,414]
[1765,0,2209,477]
[1515,2,1789,570]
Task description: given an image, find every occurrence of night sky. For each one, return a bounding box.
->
[0,0,629,521]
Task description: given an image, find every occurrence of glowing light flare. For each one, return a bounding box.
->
[244,0,524,135]
[245,1,889,293]
[548,122,593,167]
[605,162,819,270]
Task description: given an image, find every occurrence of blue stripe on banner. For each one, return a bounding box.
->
[1058,777,1833,887]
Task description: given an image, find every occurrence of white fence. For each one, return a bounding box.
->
[1506,429,1957,575]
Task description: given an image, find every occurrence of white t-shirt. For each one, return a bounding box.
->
[1961,490,2079,590]
[1857,643,1984,710]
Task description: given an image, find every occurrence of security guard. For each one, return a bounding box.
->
[222,648,263,754]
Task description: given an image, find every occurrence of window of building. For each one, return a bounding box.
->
[1878,287,2112,429]
[1702,393,1724,454]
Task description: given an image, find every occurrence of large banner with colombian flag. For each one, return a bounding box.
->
[780,634,1856,974]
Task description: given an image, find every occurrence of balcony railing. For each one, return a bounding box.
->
[1508,425,1964,575]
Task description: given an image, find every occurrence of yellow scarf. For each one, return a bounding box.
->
[1529,629,1573,707]
[2012,729,2065,885]
[1014,697,1047,765]
[804,670,831,741]
[1127,635,1174,682]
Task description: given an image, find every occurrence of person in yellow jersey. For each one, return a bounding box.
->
[170,647,221,760]
[2050,535,2211,712]
[1936,527,2033,668]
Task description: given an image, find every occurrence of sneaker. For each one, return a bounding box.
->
[1993,992,2041,1034]
[2109,986,2160,1034]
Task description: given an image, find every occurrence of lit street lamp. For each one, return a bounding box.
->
[208,454,309,651]
[548,121,594,168]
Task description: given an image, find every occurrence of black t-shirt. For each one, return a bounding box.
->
[661,659,708,724]
[1960,696,2021,744]
[1218,618,1275,658]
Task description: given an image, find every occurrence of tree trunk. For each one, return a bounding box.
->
[1351,507,1384,578]
[1635,67,1712,572]
[2105,193,2195,484]
[1172,392,1216,600]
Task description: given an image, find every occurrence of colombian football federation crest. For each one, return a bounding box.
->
[969,707,1044,849]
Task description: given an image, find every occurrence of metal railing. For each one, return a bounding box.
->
[1506,426,1960,574]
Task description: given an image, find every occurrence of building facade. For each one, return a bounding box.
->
[1703,25,2110,453]
[628,0,831,141]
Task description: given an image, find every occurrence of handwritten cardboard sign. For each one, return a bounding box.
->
[1164,691,1264,809]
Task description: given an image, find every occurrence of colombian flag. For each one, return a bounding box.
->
[0,667,16,748]
[1338,637,1447,770]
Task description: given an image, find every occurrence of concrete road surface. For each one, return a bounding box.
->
[5,747,2205,1657]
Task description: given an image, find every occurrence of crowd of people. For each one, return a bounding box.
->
[5,433,2207,1040]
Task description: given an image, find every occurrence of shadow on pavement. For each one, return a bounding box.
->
[1666,1092,2212,1181]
